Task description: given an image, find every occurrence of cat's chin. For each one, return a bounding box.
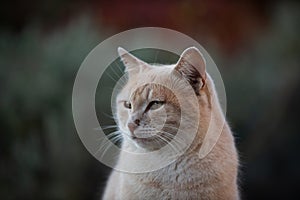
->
[130,135,168,151]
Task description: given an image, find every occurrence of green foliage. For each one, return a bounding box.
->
[0,17,104,200]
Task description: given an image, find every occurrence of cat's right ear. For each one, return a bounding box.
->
[118,47,146,77]
[173,47,207,95]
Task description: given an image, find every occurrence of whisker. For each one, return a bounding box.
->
[110,65,126,85]
[101,125,118,130]
[96,130,121,141]
[115,61,126,75]
[100,112,117,120]
[99,135,123,159]
[158,130,187,151]
[95,131,123,158]
[156,134,180,154]
[104,70,127,89]
[163,123,198,133]
[154,49,159,64]
[105,71,119,83]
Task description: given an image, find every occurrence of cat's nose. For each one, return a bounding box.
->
[127,122,137,133]
[134,119,140,126]
[127,119,140,133]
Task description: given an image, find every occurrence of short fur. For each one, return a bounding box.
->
[102,47,239,200]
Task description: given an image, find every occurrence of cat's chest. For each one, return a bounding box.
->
[123,155,208,190]
[117,153,222,200]
[121,168,207,200]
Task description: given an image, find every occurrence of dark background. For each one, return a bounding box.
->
[1,0,300,199]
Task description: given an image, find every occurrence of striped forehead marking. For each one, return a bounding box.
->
[130,84,152,105]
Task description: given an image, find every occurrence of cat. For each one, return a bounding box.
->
[102,47,239,200]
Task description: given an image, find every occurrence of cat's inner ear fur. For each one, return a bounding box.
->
[118,47,147,77]
[174,47,207,95]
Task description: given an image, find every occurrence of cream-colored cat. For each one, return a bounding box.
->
[102,47,239,200]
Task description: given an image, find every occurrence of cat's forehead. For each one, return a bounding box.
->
[130,84,166,102]
[138,64,174,81]
[117,65,175,101]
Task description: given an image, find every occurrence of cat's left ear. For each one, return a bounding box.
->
[118,47,147,77]
[174,47,206,95]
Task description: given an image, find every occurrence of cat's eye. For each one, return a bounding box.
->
[123,101,131,109]
[148,101,164,110]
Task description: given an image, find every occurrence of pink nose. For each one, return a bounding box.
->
[127,119,140,133]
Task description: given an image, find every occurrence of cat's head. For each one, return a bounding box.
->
[116,47,207,151]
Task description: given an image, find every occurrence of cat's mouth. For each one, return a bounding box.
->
[131,135,156,143]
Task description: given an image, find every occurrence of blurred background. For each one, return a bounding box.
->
[1,0,300,199]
